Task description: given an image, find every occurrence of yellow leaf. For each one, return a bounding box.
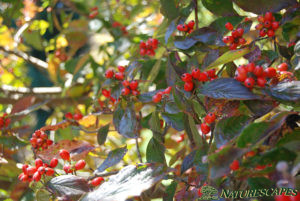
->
[56,36,68,48]
[79,115,97,127]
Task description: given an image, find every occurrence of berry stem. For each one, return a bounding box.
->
[194,0,199,29]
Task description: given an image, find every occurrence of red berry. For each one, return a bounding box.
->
[258,16,265,23]
[115,72,124,80]
[50,158,58,168]
[47,139,53,145]
[237,66,247,76]
[223,36,234,44]
[257,77,267,87]
[200,123,210,135]
[27,166,37,176]
[117,66,125,72]
[264,67,277,78]
[129,81,138,90]
[184,82,194,91]
[264,21,271,28]
[131,90,140,96]
[75,160,86,170]
[207,69,216,78]
[198,72,208,82]
[278,63,288,71]
[231,30,239,38]
[187,20,195,29]
[181,73,192,82]
[191,69,201,80]
[230,160,239,171]
[45,167,55,176]
[63,165,72,174]
[102,89,111,98]
[37,138,43,146]
[272,21,279,30]
[122,80,130,87]
[35,159,43,168]
[229,43,238,50]
[140,41,146,49]
[152,93,162,103]
[91,6,98,11]
[121,87,130,96]
[264,12,273,21]
[163,86,172,94]
[225,22,233,31]
[19,173,29,182]
[244,77,255,88]
[105,69,114,79]
[255,23,263,30]
[236,28,244,37]
[33,172,41,182]
[275,194,292,201]
[22,164,29,174]
[177,24,183,31]
[40,132,48,139]
[35,130,41,137]
[259,29,267,37]
[204,113,216,124]
[37,166,45,175]
[246,63,255,72]
[235,73,247,82]
[73,113,83,121]
[238,38,246,45]
[182,25,188,32]
[91,177,104,186]
[30,138,37,146]
[253,66,264,77]
[267,29,274,37]
[59,149,70,161]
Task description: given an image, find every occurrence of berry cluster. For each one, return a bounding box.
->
[0,113,11,129]
[255,12,279,37]
[234,63,278,89]
[200,112,216,135]
[101,89,116,103]
[176,20,195,34]
[181,68,217,92]
[223,22,246,50]
[30,130,53,150]
[65,112,83,121]
[59,149,86,174]
[230,160,240,171]
[89,6,99,19]
[18,158,57,182]
[112,21,128,35]
[105,65,126,80]
[121,80,140,96]
[54,49,68,62]
[152,86,172,103]
[139,38,158,56]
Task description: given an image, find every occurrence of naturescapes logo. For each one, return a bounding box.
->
[198,185,298,200]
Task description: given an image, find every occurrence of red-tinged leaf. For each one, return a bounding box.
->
[36,140,94,161]
[11,96,36,114]
[82,164,167,201]
[47,175,90,201]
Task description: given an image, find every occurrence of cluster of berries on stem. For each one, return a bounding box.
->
[255,12,279,37]
[121,80,140,96]
[139,38,158,56]
[230,160,240,171]
[200,112,216,135]
[30,130,53,150]
[223,22,246,50]
[182,68,217,92]
[105,65,126,80]
[18,158,57,182]
[59,149,86,174]
[65,112,83,121]
[112,21,128,35]
[177,20,195,34]
[0,113,11,129]
[89,6,99,19]
[152,86,172,103]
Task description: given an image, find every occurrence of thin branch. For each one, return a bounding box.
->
[135,137,143,163]
[194,0,199,29]
[0,46,48,70]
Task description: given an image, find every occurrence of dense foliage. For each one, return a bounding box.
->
[0,0,300,200]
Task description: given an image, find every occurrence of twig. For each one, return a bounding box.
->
[88,170,119,180]
[194,0,199,29]
[0,46,48,70]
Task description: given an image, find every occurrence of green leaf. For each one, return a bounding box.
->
[97,124,110,145]
[264,81,300,102]
[165,20,176,44]
[202,0,236,16]
[256,147,297,165]
[144,59,162,90]
[199,78,259,100]
[113,105,137,138]
[47,175,89,201]
[214,115,251,148]
[163,181,177,201]
[82,164,166,201]
[95,146,128,173]
[236,122,270,148]
[160,0,179,20]
[233,0,297,14]
[247,177,274,189]
[0,136,27,149]
[210,16,244,34]
[149,112,163,142]
[146,138,166,164]
[244,100,276,118]
[185,115,203,148]
[206,47,253,69]
[161,112,185,131]
[277,130,300,147]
